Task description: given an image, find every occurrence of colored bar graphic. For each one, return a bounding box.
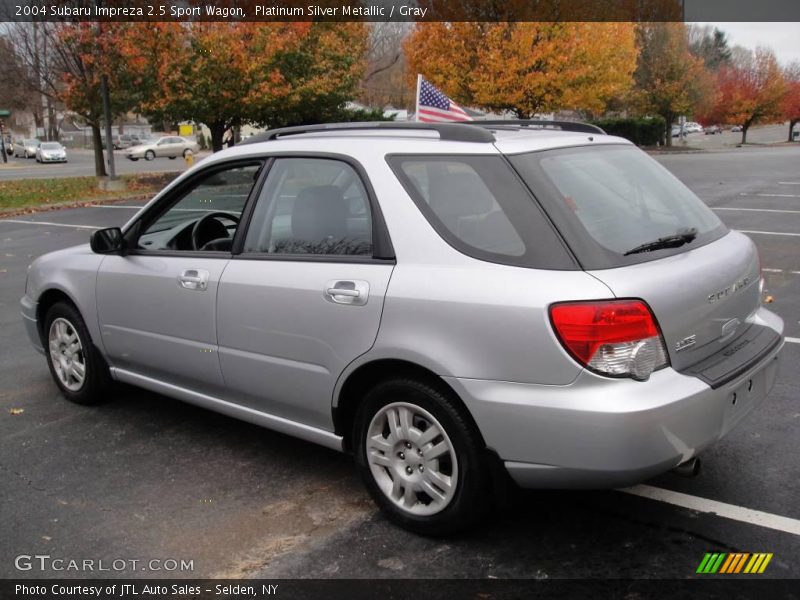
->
[696,552,772,574]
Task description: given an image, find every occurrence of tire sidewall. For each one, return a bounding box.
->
[354,379,488,535]
[43,302,108,405]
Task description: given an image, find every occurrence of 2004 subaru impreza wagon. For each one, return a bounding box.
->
[22,121,784,534]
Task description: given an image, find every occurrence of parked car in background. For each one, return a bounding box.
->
[13,139,40,158]
[125,136,199,161]
[671,125,682,137]
[23,121,784,534]
[731,125,743,133]
[704,125,722,135]
[684,122,704,134]
[116,134,147,149]
[35,142,68,163]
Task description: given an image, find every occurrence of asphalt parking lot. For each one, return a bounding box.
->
[0,145,798,581]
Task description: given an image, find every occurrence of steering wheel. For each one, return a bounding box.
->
[191,212,240,250]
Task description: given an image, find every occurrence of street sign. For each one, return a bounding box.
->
[0,110,11,118]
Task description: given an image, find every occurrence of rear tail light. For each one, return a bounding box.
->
[549,300,669,381]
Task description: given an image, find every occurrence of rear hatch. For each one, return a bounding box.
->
[507,143,764,371]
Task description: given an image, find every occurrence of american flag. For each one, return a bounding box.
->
[416,76,472,123]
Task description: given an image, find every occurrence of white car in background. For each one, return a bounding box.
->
[125,136,199,161]
[35,142,68,163]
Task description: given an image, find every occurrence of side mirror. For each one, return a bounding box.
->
[90,227,126,254]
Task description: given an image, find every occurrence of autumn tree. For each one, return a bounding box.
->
[713,47,787,144]
[121,22,368,152]
[7,22,135,176]
[781,62,800,142]
[404,22,637,119]
[634,23,713,146]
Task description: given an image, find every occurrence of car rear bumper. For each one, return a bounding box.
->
[445,316,783,489]
[21,294,44,354]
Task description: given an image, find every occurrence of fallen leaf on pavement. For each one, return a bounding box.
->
[8,408,24,415]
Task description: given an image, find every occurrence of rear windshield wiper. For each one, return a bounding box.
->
[623,228,697,256]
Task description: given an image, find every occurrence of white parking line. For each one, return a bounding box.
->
[778,182,800,185]
[787,337,800,344]
[714,207,800,215]
[619,485,800,536]
[760,268,800,275]
[0,219,101,230]
[740,193,800,198]
[738,230,800,237]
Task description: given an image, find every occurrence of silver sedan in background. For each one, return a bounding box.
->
[13,138,40,158]
[125,136,199,161]
[35,142,68,163]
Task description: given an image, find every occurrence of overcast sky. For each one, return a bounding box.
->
[697,22,800,65]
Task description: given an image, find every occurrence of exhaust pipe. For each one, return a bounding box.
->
[672,457,701,478]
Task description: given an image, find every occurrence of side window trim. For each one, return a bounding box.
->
[123,158,267,256]
[231,152,395,262]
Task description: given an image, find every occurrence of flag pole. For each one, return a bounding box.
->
[415,74,422,122]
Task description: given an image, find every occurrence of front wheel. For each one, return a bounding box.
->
[354,378,490,535]
[144,150,155,161]
[44,302,111,405]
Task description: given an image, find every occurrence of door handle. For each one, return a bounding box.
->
[324,280,369,306]
[179,269,209,291]
[326,288,360,298]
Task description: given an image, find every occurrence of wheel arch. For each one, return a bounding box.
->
[36,287,80,343]
[333,358,486,453]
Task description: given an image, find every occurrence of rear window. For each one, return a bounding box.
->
[508,145,727,270]
[388,155,576,270]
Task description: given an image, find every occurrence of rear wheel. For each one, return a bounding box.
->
[44,302,111,405]
[354,378,490,535]
[144,150,155,161]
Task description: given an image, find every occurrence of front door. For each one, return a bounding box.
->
[217,157,395,431]
[96,161,264,394]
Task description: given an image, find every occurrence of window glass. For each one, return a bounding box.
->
[138,163,261,252]
[389,154,576,270]
[243,158,373,256]
[508,145,726,268]
[396,158,525,256]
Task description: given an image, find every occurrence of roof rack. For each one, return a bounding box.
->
[240,122,497,144]
[474,119,606,135]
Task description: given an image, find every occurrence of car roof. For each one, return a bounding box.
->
[203,122,631,165]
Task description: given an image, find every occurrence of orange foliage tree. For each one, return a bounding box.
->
[119,22,368,151]
[52,23,138,176]
[712,48,787,144]
[781,63,800,142]
[404,23,638,119]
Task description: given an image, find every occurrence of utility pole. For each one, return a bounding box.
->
[101,73,116,181]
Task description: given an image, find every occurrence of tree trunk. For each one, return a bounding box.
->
[209,122,226,152]
[663,112,673,147]
[741,124,748,145]
[790,119,798,142]
[91,123,108,177]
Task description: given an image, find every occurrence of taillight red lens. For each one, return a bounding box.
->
[550,300,667,380]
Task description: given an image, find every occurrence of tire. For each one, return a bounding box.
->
[183,149,193,158]
[43,301,111,405]
[354,378,490,535]
[144,150,155,161]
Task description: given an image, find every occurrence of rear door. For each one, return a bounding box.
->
[508,144,761,370]
[217,156,395,431]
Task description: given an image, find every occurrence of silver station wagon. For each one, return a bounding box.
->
[22,121,784,534]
